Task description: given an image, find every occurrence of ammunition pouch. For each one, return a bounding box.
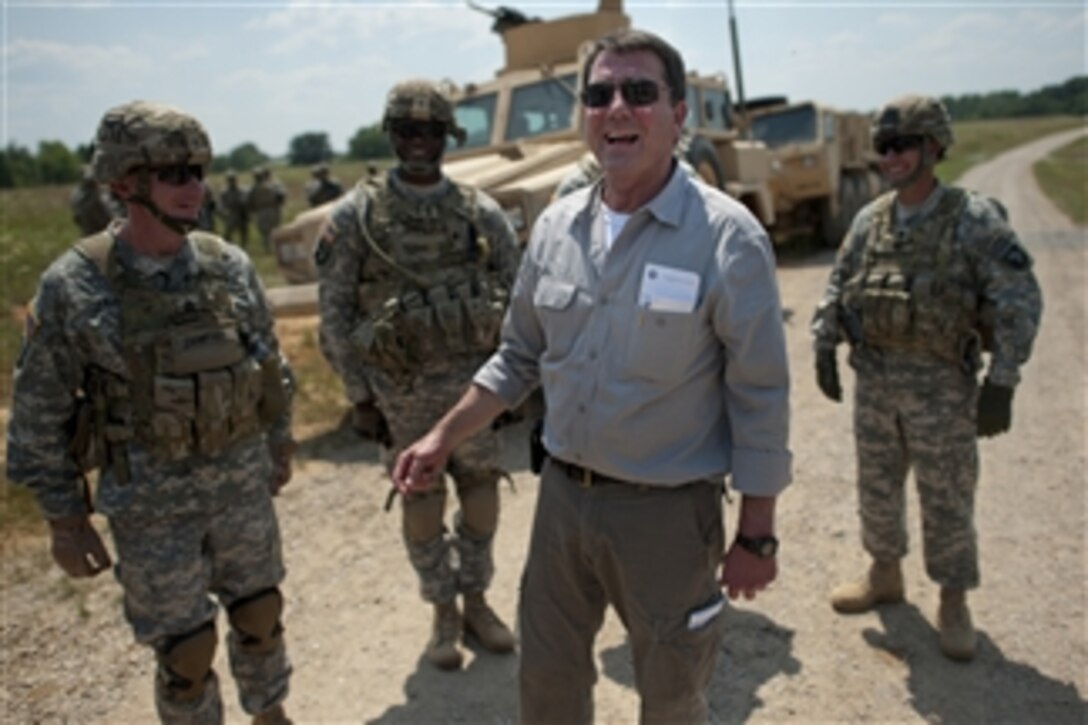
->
[352,277,507,374]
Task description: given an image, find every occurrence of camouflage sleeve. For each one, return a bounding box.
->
[810,204,871,350]
[475,191,521,288]
[5,267,90,518]
[315,190,375,404]
[962,200,1043,387]
[237,251,296,444]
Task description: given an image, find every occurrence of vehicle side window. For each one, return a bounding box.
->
[453,92,498,150]
[701,88,730,131]
[505,74,577,142]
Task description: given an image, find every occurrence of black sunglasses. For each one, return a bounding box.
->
[391,120,446,140]
[875,135,925,156]
[152,164,204,186]
[581,79,668,109]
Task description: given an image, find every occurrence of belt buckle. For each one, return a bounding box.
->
[581,466,592,488]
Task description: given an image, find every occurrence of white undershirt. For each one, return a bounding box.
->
[601,203,632,252]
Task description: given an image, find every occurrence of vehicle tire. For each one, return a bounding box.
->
[686,135,725,190]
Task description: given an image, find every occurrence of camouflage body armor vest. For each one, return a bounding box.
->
[74,232,286,481]
[841,188,985,366]
[350,177,509,374]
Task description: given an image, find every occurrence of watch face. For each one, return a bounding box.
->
[739,535,778,558]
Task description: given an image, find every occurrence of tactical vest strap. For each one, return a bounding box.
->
[74,231,115,277]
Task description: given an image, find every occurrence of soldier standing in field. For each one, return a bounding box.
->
[811,95,1043,661]
[69,164,115,235]
[6,100,297,723]
[315,79,520,671]
[247,165,286,251]
[219,171,250,247]
[304,163,344,207]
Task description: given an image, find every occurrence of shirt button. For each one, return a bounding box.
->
[589,350,597,360]
[578,404,586,413]
[655,318,666,328]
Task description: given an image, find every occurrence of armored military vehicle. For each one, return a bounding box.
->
[747,99,883,246]
[268,0,775,302]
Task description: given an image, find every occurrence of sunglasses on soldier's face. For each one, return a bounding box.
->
[391,120,446,140]
[581,79,668,109]
[875,135,925,156]
[152,164,204,186]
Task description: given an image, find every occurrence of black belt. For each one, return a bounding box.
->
[549,456,638,488]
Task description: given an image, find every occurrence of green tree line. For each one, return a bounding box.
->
[3,76,1081,189]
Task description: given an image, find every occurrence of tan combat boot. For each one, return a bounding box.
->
[252,703,292,725]
[830,559,905,613]
[938,588,977,662]
[426,600,464,670]
[462,592,517,654]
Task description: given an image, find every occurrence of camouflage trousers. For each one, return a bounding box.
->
[110,488,290,723]
[851,349,980,589]
[370,358,504,604]
[221,215,248,248]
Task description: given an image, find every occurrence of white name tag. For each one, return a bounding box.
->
[638,263,699,313]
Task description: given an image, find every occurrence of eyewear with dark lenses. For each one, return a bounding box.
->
[581,79,667,109]
[392,120,446,140]
[153,164,204,185]
[875,135,924,156]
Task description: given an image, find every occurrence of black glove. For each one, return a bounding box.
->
[48,515,112,578]
[977,380,1014,437]
[815,348,842,402]
[351,401,392,446]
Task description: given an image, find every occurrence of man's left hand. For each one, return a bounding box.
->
[268,439,296,496]
[720,543,777,601]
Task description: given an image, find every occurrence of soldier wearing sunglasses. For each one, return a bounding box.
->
[393,30,791,723]
[6,101,297,724]
[314,79,521,672]
[811,95,1042,662]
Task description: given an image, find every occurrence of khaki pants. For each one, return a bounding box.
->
[518,459,725,725]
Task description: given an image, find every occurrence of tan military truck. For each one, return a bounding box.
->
[747,99,883,247]
[268,0,776,309]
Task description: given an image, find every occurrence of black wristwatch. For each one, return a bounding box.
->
[735,534,779,559]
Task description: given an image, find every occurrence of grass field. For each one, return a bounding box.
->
[1033,134,1088,225]
[0,117,1083,535]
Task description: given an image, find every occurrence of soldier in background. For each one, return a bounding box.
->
[247,166,286,250]
[196,180,217,232]
[315,79,520,671]
[219,171,250,247]
[811,95,1043,661]
[7,100,296,724]
[304,163,344,207]
[69,164,114,235]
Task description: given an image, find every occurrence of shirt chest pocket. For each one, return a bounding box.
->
[624,307,703,383]
[533,278,584,360]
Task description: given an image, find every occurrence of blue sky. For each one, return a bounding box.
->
[3,0,1085,158]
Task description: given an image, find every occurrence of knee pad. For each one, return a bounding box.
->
[157,621,217,702]
[228,587,284,654]
[456,475,499,538]
[402,487,447,544]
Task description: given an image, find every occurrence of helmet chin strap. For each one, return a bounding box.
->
[130,168,199,235]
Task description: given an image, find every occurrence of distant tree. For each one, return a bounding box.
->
[36,140,82,185]
[347,124,391,161]
[75,142,95,163]
[0,143,40,188]
[210,155,231,174]
[226,142,268,172]
[942,75,1087,121]
[288,132,334,166]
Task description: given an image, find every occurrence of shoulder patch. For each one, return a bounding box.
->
[1000,242,1031,270]
[314,217,339,267]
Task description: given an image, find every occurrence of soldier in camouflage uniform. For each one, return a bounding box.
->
[811,95,1042,661]
[246,166,286,251]
[70,164,115,235]
[219,171,250,248]
[315,79,520,671]
[304,163,344,207]
[6,101,296,724]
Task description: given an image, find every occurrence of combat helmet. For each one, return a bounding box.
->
[91,100,212,183]
[381,79,467,146]
[871,94,954,154]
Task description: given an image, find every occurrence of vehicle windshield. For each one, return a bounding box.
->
[452,92,498,151]
[504,74,578,142]
[751,104,818,148]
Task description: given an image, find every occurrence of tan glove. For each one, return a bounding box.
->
[268,439,297,496]
[48,515,112,578]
